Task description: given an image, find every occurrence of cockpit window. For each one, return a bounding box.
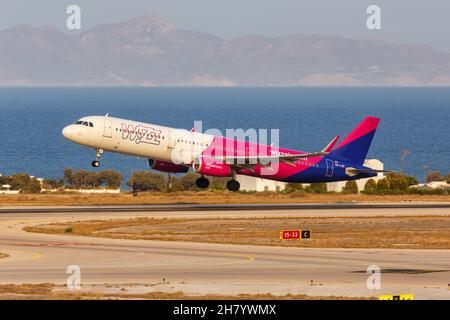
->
[75,120,94,127]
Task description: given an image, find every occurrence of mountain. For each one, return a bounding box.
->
[1,15,450,86]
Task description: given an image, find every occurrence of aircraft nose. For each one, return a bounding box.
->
[62,125,77,141]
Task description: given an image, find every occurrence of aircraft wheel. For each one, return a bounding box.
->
[91,160,100,168]
[196,177,209,189]
[226,179,240,192]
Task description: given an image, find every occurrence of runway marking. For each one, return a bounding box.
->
[9,242,96,248]
[0,249,43,262]
[215,252,255,265]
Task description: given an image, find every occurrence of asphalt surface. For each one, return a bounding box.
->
[0,203,449,299]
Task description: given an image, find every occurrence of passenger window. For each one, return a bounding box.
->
[82,122,88,126]
[75,121,83,125]
[89,122,93,127]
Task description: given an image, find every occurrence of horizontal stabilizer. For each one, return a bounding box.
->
[322,135,340,153]
[347,169,396,174]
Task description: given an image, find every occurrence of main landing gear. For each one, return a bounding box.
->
[195,176,240,192]
[91,148,103,168]
[196,176,209,189]
[226,179,240,192]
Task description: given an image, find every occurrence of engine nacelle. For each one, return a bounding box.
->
[148,159,189,173]
[192,157,232,177]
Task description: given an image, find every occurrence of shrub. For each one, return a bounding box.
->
[364,179,377,193]
[342,180,358,194]
[305,183,328,193]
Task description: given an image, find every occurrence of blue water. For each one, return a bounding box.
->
[0,87,448,182]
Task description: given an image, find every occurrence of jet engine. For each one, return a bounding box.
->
[148,159,189,173]
[192,156,232,177]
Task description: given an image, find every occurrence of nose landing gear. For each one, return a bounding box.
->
[91,148,103,168]
[226,179,240,192]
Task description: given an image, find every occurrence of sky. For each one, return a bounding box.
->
[1,0,450,51]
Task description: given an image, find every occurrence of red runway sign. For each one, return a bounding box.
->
[280,230,301,240]
[280,229,311,240]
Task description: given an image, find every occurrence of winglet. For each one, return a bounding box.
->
[322,135,340,153]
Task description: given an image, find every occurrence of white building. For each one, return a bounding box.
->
[326,159,384,193]
[0,184,20,195]
[63,188,121,194]
[236,175,288,192]
[411,181,450,190]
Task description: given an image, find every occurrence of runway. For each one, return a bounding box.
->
[0,203,449,299]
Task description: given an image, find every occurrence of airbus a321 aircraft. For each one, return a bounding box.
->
[62,115,392,191]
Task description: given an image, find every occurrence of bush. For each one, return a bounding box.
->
[1,173,42,193]
[127,171,166,192]
[407,188,446,195]
[172,173,199,191]
[426,171,444,183]
[445,174,450,184]
[364,179,377,193]
[305,183,328,193]
[42,179,63,190]
[285,183,304,192]
[342,180,358,194]
[376,178,390,192]
[386,173,408,191]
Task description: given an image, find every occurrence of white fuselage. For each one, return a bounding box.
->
[62,116,214,165]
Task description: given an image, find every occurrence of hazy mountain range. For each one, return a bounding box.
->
[1,15,450,86]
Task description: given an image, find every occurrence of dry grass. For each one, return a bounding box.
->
[0,283,369,300]
[0,192,449,206]
[0,283,53,295]
[25,215,450,249]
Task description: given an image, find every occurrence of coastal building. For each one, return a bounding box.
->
[236,175,287,192]
[63,188,121,194]
[0,184,20,195]
[410,181,450,190]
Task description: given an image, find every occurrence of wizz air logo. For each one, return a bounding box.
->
[121,123,161,145]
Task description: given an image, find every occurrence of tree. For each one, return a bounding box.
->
[42,179,63,190]
[99,170,122,188]
[127,171,165,192]
[364,179,377,193]
[306,183,327,193]
[445,174,450,184]
[404,175,419,186]
[71,170,89,187]
[285,183,304,192]
[386,173,408,191]
[426,171,444,183]
[376,178,390,191]
[21,179,42,193]
[173,173,199,191]
[342,180,358,194]
[63,168,73,186]
[6,174,41,193]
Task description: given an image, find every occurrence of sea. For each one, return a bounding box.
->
[0,87,448,183]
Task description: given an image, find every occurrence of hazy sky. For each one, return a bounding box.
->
[1,0,449,51]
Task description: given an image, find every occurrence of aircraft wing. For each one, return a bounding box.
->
[215,135,340,167]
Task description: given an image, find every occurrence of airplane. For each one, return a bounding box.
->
[62,115,393,191]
